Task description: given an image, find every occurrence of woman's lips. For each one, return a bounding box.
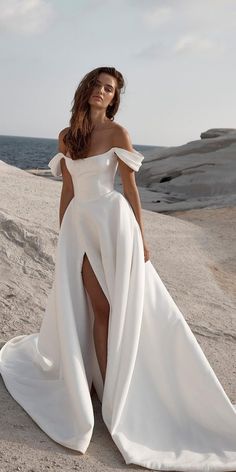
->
[93,96,103,101]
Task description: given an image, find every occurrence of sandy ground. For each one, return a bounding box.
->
[166,206,236,302]
[0,159,235,471]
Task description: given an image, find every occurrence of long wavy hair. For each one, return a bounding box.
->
[63,66,126,160]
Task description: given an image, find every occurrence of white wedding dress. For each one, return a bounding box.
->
[0,147,236,471]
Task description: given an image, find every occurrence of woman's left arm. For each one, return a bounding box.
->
[119,165,150,262]
[114,126,150,262]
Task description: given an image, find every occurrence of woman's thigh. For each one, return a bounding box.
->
[81,253,110,321]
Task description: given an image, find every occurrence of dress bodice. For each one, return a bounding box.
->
[48,147,144,202]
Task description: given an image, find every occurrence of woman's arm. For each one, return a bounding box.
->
[58,128,74,228]
[114,127,150,262]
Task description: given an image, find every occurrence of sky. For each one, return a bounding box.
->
[0,0,235,146]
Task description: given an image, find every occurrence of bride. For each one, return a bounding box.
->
[0,66,236,472]
[57,68,149,383]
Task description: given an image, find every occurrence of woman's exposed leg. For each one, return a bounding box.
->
[81,253,110,383]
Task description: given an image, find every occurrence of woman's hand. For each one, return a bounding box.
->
[143,241,150,263]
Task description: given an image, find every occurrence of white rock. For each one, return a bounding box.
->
[201,128,236,138]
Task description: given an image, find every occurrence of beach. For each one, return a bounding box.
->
[0,129,235,471]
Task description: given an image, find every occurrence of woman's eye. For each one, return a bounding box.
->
[93,82,112,94]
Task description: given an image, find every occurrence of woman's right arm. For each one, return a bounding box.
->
[58,128,74,228]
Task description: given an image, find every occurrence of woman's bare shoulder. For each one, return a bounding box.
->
[58,127,70,140]
[111,123,133,150]
[58,127,70,154]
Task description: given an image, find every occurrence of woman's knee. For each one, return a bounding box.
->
[93,298,110,323]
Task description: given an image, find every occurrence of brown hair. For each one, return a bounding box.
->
[64,66,126,160]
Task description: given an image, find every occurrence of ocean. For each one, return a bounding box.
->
[0,135,156,170]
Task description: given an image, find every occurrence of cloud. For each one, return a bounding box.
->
[134,34,225,61]
[143,5,172,27]
[134,41,169,60]
[0,0,54,35]
[173,35,225,55]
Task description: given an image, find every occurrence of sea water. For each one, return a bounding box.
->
[0,134,156,171]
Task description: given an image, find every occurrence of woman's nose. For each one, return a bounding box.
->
[96,84,103,93]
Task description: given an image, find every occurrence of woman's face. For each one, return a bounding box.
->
[88,73,117,110]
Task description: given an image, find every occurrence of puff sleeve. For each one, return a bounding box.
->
[113,147,144,171]
[48,152,67,177]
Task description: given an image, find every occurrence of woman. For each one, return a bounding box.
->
[0,66,236,472]
[58,66,150,383]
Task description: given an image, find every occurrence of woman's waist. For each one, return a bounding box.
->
[72,178,115,202]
